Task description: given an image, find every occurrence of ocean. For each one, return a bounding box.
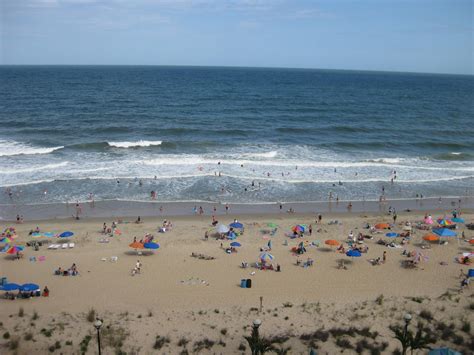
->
[1,66,473,206]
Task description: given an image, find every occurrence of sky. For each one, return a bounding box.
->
[1,0,472,74]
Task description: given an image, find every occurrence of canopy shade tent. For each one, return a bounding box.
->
[432,228,457,237]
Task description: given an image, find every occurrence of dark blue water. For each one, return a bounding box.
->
[1,66,473,204]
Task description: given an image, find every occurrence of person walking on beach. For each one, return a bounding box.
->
[309,224,312,236]
[225,204,229,214]
[318,214,322,224]
[393,213,397,224]
[382,251,387,263]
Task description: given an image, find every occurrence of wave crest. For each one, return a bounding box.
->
[0,140,64,157]
[107,140,163,148]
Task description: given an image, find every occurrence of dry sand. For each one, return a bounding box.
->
[1,209,473,354]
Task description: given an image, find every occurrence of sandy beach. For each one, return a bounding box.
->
[1,207,473,354]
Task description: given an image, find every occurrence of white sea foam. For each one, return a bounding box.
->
[243,151,278,158]
[107,140,163,148]
[0,140,64,157]
[0,162,69,175]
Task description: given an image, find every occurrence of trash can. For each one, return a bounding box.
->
[240,279,247,288]
[246,279,252,288]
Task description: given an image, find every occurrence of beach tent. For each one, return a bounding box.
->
[433,228,457,237]
[428,348,461,355]
[375,223,390,229]
[217,224,230,234]
[20,283,40,292]
[0,283,21,291]
[229,222,243,229]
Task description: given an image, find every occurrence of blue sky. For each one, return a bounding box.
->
[1,0,472,74]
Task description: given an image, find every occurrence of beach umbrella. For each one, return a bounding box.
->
[325,239,340,246]
[0,283,21,291]
[129,242,144,249]
[267,222,278,228]
[32,232,55,238]
[424,217,434,225]
[428,348,461,355]
[385,232,399,238]
[346,250,362,257]
[0,237,12,244]
[432,228,457,237]
[437,219,454,226]
[292,225,305,233]
[375,223,390,229]
[229,222,243,229]
[451,217,464,223]
[4,245,24,254]
[59,231,74,238]
[217,224,229,234]
[20,283,40,292]
[259,252,274,262]
[469,239,474,245]
[423,234,439,242]
[143,242,159,249]
[230,242,241,247]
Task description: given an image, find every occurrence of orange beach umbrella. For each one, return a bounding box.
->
[325,239,340,246]
[423,234,439,242]
[129,242,144,249]
[469,239,474,245]
[375,223,390,230]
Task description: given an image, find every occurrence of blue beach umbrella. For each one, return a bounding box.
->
[432,228,457,237]
[59,231,74,238]
[143,242,160,249]
[385,232,399,238]
[20,283,40,292]
[0,283,21,291]
[451,217,464,223]
[229,222,243,229]
[230,242,241,247]
[346,250,362,257]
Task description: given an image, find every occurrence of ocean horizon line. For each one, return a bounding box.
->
[1,64,472,77]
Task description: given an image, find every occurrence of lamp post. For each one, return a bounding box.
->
[402,313,412,355]
[94,318,103,355]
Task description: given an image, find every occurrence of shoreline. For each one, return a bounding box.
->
[1,195,472,221]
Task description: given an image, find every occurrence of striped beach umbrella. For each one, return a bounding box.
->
[4,245,24,254]
[259,252,274,262]
[0,237,12,244]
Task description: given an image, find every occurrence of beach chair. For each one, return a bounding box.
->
[62,244,68,249]
[68,243,75,248]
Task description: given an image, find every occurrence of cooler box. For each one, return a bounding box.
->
[468,269,474,278]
